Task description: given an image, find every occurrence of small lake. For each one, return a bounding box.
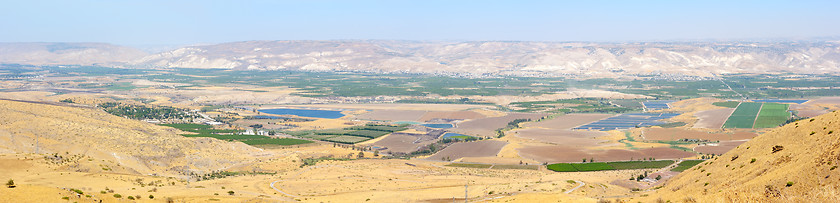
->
[442,132,474,140]
[421,123,454,128]
[258,108,345,119]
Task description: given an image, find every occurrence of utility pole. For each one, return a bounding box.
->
[464,182,468,203]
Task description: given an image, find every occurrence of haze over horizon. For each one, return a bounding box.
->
[2,0,840,47]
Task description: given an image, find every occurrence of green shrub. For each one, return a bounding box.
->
[113,194,122,198]
[149,195,155,199]
[786,181,794,187]
[750,158,756,163]
[127,196,135,200]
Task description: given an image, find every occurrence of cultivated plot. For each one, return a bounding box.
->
[722,102,791,129]
[643,128,756,141]
[753,103,791,128]
[449,112,547,137]
[722,102,762,129]
[426,140,507,161]
[692,108,735,129]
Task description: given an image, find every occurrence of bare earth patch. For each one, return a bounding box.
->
[518,146,696,163]
[450,112,547,137]
[693,140,748,155]
[692,108,735,129]
[643,128,757,141]
[426,140,507,161]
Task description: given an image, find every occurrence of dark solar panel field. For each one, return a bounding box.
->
[573,113,680,131]
[642,100,675,110]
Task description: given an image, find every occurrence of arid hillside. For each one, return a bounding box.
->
[0,42,148,65]
[131,40,840,77]
[0,99,267,176]
[650,110,840,202]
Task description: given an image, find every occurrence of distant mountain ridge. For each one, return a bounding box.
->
[0,42,147,65]
[3,41,840,77]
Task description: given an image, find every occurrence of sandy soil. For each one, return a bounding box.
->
[512,128,606,146]
[693,140,748,155]
[449,113,548,137]
[519,146,696,163]
[693,108,735,129]
[353,109,427,121]
[371,132,440,154]
[418,111,487,122]
[426,140,508,161]
[642,128,757,141]
[523,113,614,129]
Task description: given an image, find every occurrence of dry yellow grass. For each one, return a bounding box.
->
[645,110,840,202]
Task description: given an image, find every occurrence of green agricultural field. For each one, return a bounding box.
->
[547,160,677,172]
[161,124,312,146]
[546,163,578,172]
[754,103,791,128]
[723,102,763,128]
[572,163,615,171]
[712,101,740,108]
[607,160,675,170]
[241,138,314,146]
[671,160,705,172]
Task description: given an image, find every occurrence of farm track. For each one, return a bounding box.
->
[565,180,585,194]
[752,103,764,128]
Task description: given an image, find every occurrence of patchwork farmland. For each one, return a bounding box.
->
[722,102,763,128]
[722,102,791,129]
[754,103,791,128]
[574,113,680,131]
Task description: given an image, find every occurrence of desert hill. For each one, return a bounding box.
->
[0,42,147,65]
[0,99,267,176]
[649,110,840,202]
[132,40,840,77]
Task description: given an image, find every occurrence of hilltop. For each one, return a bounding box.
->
[648,110,840,202]
[0,99,267,176]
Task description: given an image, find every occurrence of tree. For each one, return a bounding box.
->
[357,152,365,159]
[582,158,586,163]
[590,158,594,163]
[6,179,14,188]
[373,150,379,157]
[228,191,235,195]
[149,195,155,199]
[655,175,662,180]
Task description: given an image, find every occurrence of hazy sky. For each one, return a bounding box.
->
[2,0,839,46]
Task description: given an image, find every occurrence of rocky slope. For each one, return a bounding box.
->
[132,40,840,77]
[651,110,840,202]
[0,42,147,65]
[0,99,267,176]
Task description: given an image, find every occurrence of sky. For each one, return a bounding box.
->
[1,0,839,46]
